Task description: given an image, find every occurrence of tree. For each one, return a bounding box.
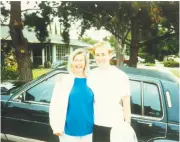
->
[49,23,52,34]
[53,2,158,67]
[103,36,118,50]
[56,1,178,67]
[1,1,178,75]
[137,2,179,61]
[9,1,33,81]
[1,1,56,81]
[55,23,57,35]
[69,2,131,66]
[80,37,98,45]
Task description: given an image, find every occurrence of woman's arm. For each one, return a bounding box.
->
[49,75,68,135]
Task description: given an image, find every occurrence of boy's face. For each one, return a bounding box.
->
[94,47,110,67]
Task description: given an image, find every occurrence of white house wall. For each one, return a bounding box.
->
[30,50,33,62]
[70,46,73,53]
[42,48,45,65]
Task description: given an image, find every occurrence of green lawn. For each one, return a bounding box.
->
[168,68,180,78]
[32,68,52,79]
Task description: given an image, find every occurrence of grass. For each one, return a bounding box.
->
[145,63,155,66]
[168,68,180,78]
[32,68,52,79]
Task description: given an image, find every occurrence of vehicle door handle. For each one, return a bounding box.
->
[137,121,152,127]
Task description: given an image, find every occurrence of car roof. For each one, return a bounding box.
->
[55,66,178,83]
[118,66,178,83]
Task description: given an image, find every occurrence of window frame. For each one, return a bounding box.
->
[130,78,164,121]
[142,81,164,119]
[10,72,64,106]
[56,45,70,61]
[23,74,58,105]
[129,80,142,116]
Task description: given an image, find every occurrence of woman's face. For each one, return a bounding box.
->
[72,53,86,74]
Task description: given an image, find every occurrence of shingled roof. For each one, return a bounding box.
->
[1,26,92,47]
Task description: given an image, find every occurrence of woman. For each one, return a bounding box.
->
[49,48,94,142]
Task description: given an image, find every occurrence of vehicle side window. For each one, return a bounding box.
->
[25,74,58,104]
[130,80,142,115]
[143,82,162,118]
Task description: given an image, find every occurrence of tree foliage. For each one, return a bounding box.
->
[80,37,98,45]
[1,1,179,69]
[56,1,179,67]
[24,2,54,43]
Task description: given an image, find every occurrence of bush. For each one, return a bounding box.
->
[38,65,44,69]
[145,55,155,64]
[110,60,116,65]
[138,53,147,59]
[1,66,19,81]
[62,61,68,66]
[44,61,51,68]
[163,60,179,67]
[139,53,155,63]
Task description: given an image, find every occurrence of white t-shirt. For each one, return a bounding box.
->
[87,65,131,127]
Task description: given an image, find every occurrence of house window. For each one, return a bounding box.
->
[56,45,70,61]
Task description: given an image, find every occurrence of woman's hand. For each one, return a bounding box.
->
[54,132,63,136]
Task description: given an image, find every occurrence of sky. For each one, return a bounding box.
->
[2,1,111,41]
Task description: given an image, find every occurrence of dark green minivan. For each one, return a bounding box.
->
[1,67,179,142]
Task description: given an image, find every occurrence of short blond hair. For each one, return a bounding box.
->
[67,48,89,74]
[87,41,113,55]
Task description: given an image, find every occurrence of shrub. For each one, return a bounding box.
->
[1,66,19,81]
[145,55,155,64]
[110,60,116,65]
[62,61,68,66]
[139,53,155,63]
[163,60,179,67]
[38,65,44,69]
[138,53,147,59]
[44,61,51,68]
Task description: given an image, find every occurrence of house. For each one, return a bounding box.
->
[1,26,91,68]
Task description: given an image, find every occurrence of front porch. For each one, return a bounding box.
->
[30,43,71,68]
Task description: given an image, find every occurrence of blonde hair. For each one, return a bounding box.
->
[67,48,89,74]
[87,41,113,55]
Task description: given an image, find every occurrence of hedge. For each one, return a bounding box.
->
[163,60,179,67]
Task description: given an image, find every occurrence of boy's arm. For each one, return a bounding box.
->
[120,74,131,124]
[122,95,131,124]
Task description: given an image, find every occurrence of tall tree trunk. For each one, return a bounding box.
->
[9,1,33,81]
[116,38,124,66]
[128,17,139,68]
